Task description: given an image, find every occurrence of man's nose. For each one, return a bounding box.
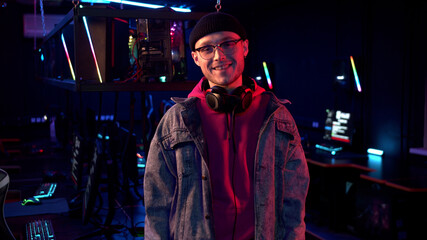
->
[213,47,226,60]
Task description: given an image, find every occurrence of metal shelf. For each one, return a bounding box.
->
[39,6,204,93]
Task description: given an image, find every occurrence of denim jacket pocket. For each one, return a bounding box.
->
[274,121,298,169]
[160,130,196,178]
[275,121,295,141]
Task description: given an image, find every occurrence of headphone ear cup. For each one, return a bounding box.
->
[206,86,228,112]
[231,86,253,113]
[205,84,253,113]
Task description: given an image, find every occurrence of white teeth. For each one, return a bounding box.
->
[213,64,229,70]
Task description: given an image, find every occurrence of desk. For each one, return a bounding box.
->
[306,150,427,192]
[305,152,373,232]
[360,154,427,192]
[305,151,427,239]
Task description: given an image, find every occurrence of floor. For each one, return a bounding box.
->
[1,135,363,240]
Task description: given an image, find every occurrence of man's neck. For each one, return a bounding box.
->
[208,76,243,92]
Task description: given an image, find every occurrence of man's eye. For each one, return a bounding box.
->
[200,46,213,52]
[221,42,235,48]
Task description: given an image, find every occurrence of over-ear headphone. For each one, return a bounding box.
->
[203,77,254,113]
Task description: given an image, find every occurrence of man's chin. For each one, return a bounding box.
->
[209,78,231,87]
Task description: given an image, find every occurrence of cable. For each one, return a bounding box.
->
[230,109,238,240]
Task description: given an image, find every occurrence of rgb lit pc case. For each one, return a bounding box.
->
[36,5,205,91]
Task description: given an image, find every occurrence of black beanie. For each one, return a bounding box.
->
[189,12,247,51]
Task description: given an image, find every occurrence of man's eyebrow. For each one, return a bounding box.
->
[197,37,235,47]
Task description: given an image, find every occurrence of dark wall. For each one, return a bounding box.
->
[237,0,426,159]
[0,0,425,159]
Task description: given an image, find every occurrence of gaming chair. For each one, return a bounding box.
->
[0,168,15,240]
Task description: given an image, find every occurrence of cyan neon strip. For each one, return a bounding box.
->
[315,144,343,152]
[82,16,103,83]
[80,0,191,12]
[61,33,76,81]
[34,183,57,199]
[350,56,362,92]
[262,61,273,90]
[367,148,384,156]
[108,0,163,8]
[97,133,110,140]
[170,7,192,12]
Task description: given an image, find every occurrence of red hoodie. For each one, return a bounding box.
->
[188,77,269,240]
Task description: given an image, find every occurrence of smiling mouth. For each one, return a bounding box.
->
[212,63,232,70]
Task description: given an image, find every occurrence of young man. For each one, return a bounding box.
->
[144,12,309,240]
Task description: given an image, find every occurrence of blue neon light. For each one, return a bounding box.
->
[61,33,76,81]
[367,148,384,156]
[262,61,273,90]
[80,0,191,12]
[350,56,362,92]
[82,16,103,83]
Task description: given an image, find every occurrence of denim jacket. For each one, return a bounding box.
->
[144,91,310,240]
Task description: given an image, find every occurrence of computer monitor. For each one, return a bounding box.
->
[71,134,85,191]
[323,109,354,144]
[109,123,138,187]
[82,131,109,225]
[82,122,139,225]
[316,108,357,154]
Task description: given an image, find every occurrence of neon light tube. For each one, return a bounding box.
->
[34,183,57,199]
[83,16,103,83]
[367,148,384,156]
[262,61,273,90]
[80,0,191,12]
[80,0,162,8]
[108,0,163,8]
[61,33,76,81]
[170,7,192,12]
[350,56,361,92]
[80,0,110,3]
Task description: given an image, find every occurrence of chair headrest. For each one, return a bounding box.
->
[0,169,9,189]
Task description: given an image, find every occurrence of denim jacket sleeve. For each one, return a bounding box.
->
[277,105,309,240]
[144,98,215,240]
[255,94,310,240]
[143,127,176,239]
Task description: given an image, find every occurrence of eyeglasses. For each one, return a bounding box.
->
[194,39,242,60]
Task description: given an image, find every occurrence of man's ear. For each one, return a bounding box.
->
[191,51,201,66]
[243,39,249,58]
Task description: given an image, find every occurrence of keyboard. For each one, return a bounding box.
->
[26,219,55,240]
[34,183,57,199]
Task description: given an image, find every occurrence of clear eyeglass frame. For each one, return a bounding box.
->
[195,39,242,60]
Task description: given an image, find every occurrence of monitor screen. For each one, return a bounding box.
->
[323,109,354,144]
[82,134,108,225]
[109,123,138,186]
[71,134,84,190]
